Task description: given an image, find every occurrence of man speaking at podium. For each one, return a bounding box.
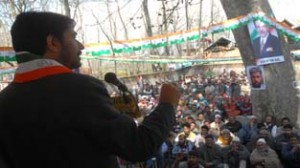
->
[0,12,181,168]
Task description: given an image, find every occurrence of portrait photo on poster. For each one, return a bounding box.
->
[246,65,266,90]
[247,20,285,66]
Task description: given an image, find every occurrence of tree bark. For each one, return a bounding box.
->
[63,0,71,17]
[142,0,152,37]
[198,0,203,56]
[116,0,128,40]
[161,0,170,56]
[106,0,117,39]
[220,0,300,126]
[8,0,17,18]
[184,0,190,56]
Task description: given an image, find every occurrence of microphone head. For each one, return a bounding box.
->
[104,72,128,92]
[104,72,118,85]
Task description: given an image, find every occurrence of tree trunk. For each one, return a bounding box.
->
[63,0,71,17]
[8,0,17,18]
[142,0,153,37]
[106,0,117,39]
[220,0,300,126]
[198,0,203,57]
[210,0,215,42]
[161,0,170,56]
[184,0,190,56]
[116,0,128,40]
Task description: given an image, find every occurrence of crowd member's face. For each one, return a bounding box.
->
[228,116,236,123]
[283,128,293,136]
[178,135,186,144]
[198,114,204,120]
[222,132,230,140]
[191,105,197,111]
[183,126,191,134]
[176,110,182,116]
[198,93,203,99]
[290,137,299,146]
[250,117,257,123]
[255,21,270,38]
[177,105,182,111]
[265,116,272,123]
[204,121,210,128]
[214,117,221,123]
[251,72,262,87]
[57,27,84,69]
[282,119,290,126]
[201,128,208,136]
[190,123,196,130]
[256,142,267,152]
[187,155,199,167]
[205,137,215,147]
[259,129,269,137]
[231,141,240,149]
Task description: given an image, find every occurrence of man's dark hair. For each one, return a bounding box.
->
[204,134,214,140]
[200,125,209,131]
[11,11,75,62]
[197,112,204,117]
[182,122,191,128]
[188,150,199,157]
[257,123,267,130]
[187,116,194,120]
[289,134,299,141]
[281,117,290,122]
[249,67,262,75]
[283,124,293,129]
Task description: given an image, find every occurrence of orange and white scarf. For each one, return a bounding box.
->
[13,58,72,83]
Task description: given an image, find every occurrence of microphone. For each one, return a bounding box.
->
[104,72,128,92]
[104,72,141,118]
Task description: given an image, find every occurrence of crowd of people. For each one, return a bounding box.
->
[115,70,300,168]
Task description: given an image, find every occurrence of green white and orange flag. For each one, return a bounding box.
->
[0,47,16,62]
[1,12,300,62]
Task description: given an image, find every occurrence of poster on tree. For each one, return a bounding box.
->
[247,20,285,65]
[247,65,266,90]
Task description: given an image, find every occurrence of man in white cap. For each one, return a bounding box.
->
[250,138,282,168]
[242,115,258,143]
[224,136,249,168]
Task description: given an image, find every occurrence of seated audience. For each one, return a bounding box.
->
[209,114,225,138]
[175,122,197,143]
[198,134,225,168]
[174,150,202,168]
[276,117,298,137]
[222,116,246,143]
[281,134,300,168]
[239,95,252,115]
[260,115,278,138]
[246,127,275,152]
[250,138,282,168]
[275,124,298,157]
[216,129,234,149]
[242,115,258,144]
[172,134,194,162]
[224,137,249,168]
[194,125,210,149]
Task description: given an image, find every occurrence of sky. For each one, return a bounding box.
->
[269,0,300,24]
[79,0,300,44]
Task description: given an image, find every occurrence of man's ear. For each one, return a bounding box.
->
[46,34,61,53]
